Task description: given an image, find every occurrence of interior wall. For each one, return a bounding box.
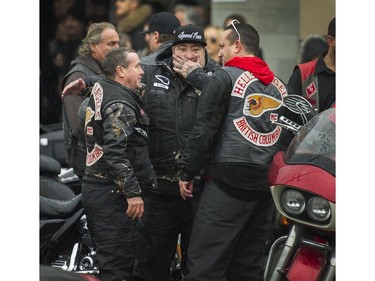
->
[300,0,335,39]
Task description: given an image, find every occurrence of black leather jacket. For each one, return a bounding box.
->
[141,47,220,188]
[179,67,290,198]
[84,78,157,198]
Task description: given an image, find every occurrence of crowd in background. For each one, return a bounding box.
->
[40,0,211,126]
[39,1,335,279]
[40,0,329,126]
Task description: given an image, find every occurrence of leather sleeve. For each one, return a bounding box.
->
[102,102,142,198]
[186,58,221,91]
[179,69,232,176]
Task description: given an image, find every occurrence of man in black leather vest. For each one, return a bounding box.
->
[61,22,120,178]
[287,17,335,120]
[178,20,289,281]
[81,47,157,281]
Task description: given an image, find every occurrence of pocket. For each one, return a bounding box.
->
[132,146,157,189]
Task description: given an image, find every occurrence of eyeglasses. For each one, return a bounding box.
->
[206,37,217,44]
[227,19,241,43]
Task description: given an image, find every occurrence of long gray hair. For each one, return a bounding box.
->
[78,22,116,56]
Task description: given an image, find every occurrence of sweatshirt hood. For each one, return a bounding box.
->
[224,56,274,85]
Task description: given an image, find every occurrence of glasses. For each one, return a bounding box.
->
[206,37,217,44]
[227,19,241,43]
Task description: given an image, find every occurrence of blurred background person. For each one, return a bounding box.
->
[287,17,335,121]
[204,25,223,64]
[140,11,181,63]
[40,0,86,125]
[86,0,111,25]
[299,34,328,63]
[173,0,208,27]
[138,21,152,58]
[114,0,153,52]
[42,11,86,125]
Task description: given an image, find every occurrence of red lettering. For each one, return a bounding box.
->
[233,86,243,97]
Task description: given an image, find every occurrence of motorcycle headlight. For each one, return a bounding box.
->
[281,190,306,215]
[306,197,331,222]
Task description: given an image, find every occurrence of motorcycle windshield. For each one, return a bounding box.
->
[284,108,335,176]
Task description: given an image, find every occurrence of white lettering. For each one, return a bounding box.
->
[177,31,203,40]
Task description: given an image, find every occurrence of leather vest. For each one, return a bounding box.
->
[298,59,320,118]
[211,66,288,166]
[85,79,150,174]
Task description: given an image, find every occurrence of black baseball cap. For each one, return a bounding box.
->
[140,12,180,35]
[172,24,207,46]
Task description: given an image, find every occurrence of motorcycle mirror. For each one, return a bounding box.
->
[283,95,312,125]
[283,95,312,114]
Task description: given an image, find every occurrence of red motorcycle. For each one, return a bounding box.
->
[264,103,335,281]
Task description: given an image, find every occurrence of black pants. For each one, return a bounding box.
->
[183,180,274,281]
[82,176,137,281]
[134,180,201,281]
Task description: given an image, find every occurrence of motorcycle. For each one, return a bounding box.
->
[40,154,99,279]
[263,96,335,281]
[40,154,183,281]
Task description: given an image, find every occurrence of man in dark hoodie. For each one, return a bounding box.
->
[178,20,289,281]
[61,22,120,178]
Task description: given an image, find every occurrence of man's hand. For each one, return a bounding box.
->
[126,196,144,219]
[173,55,201,79]
[179,179,194,200]
[61,78,86,98]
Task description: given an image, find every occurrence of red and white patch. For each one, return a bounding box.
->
[231,71,257,98]
[86,126,93,135]
[92,83,103,120]
[86,143,104,166]
[270,113,278,122]
[230,73,287,146]
[305,82,317,98]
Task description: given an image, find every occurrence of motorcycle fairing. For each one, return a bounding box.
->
[286,245,326,281]
[268,151,335,203]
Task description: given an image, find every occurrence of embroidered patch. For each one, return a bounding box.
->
[244,94,282,117]
[234,117,282,146]
[305,82,317,98]
[153,75,170,89]
[85,106,95,128]
[86,126,93,135]
[231,73,288,146]
[86,143,104,166]
[92,83,103,120]
[270,113,278,122]
[231,71,257,98]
